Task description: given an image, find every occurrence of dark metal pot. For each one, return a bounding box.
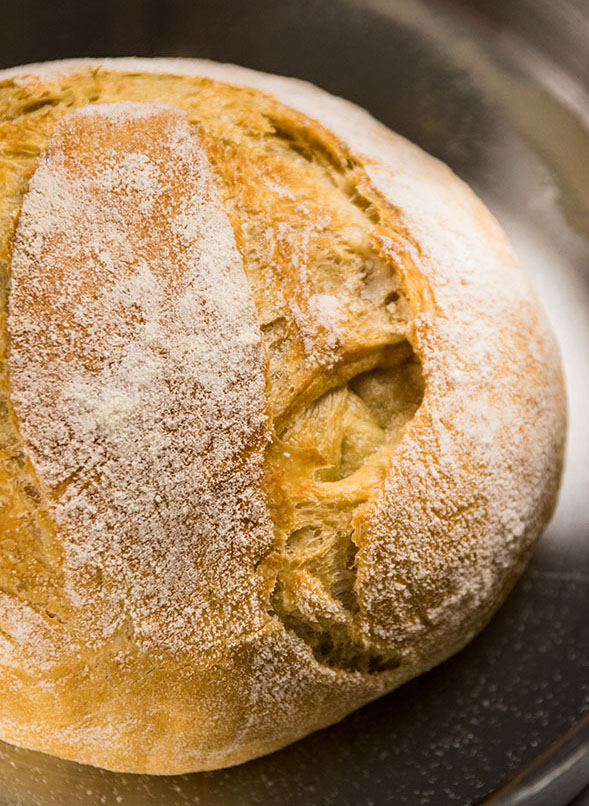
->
[0,1,587,804]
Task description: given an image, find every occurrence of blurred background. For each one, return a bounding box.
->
[0,1,587,804]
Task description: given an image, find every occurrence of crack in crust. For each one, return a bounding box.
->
[212,106,426,673]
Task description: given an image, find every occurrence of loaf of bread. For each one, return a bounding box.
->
[0,59,565,774]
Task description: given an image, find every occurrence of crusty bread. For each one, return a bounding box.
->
[0,59,565,774]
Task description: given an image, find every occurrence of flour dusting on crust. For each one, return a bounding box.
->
[8,102,273,655]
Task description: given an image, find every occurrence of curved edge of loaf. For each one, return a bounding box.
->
[0,58,566,773]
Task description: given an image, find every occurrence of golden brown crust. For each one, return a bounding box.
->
[0,60,566,773]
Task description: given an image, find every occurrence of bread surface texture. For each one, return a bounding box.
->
[0,59,565,774]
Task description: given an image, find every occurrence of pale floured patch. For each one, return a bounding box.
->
[8,103,273,657]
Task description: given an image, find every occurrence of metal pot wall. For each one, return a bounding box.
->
[0,1,587,804]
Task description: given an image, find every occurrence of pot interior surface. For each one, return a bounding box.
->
[0,1,587,804]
